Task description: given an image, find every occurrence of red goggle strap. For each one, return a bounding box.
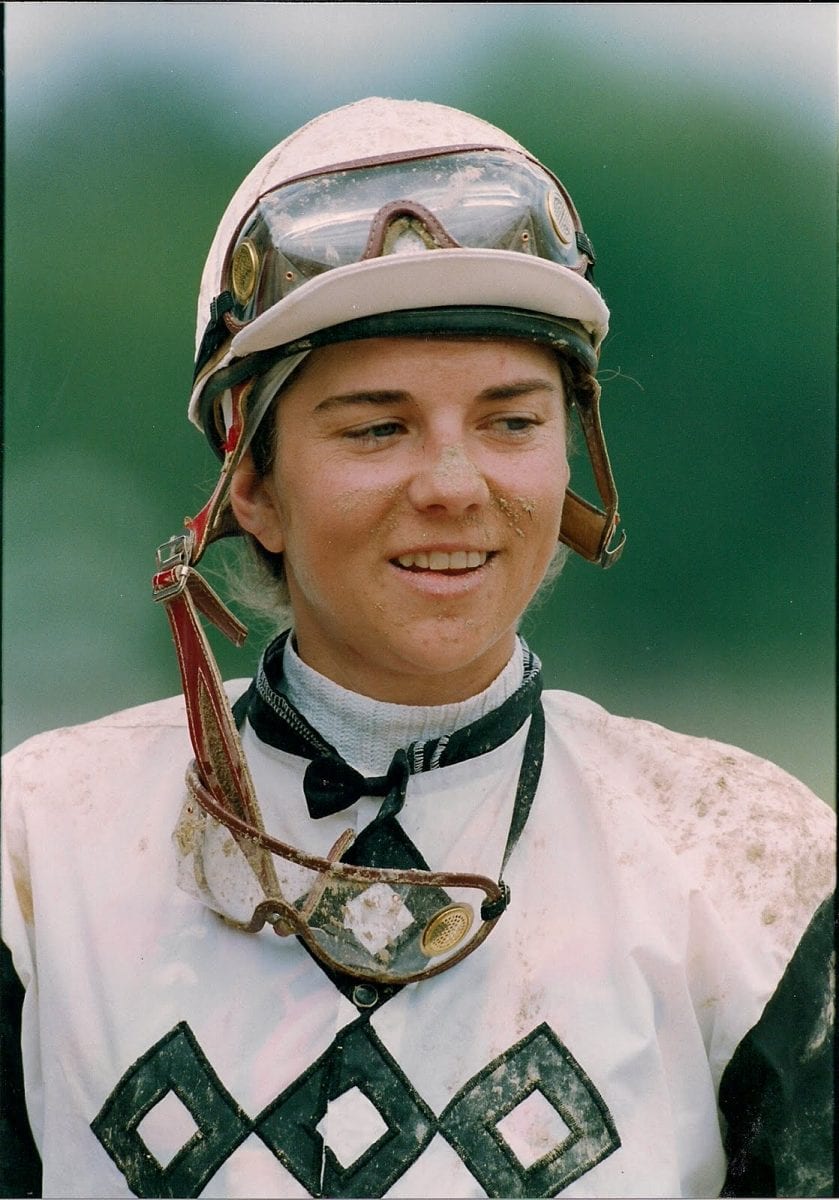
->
[151,563,280,897]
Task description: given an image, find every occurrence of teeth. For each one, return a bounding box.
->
[396,551,488,571]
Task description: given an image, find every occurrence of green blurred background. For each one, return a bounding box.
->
[3,3,836,805]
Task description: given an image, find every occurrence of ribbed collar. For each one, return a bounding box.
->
[276,636,527,775]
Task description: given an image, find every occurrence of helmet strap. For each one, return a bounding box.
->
[560,378,625,567]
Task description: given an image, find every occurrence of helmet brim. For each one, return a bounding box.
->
[231,248,608,358]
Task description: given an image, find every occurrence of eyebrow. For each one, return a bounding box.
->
[478,379,563,402]
[313,379,562,414]
[314,390,410,414]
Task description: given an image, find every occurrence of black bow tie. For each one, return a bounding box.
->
[303,747,411,820]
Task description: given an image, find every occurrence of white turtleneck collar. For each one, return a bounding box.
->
[279,638,526,776]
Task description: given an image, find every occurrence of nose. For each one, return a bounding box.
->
[406,441,491,515]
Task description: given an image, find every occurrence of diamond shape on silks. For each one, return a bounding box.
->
[439,1022,621,1198]
[90,1022,252,1198]
[255,1019,436,1198]
[496,1086,574,1170]
[315,1085,390,1168]
[342,883,415,955]
[136,1089,201,1170]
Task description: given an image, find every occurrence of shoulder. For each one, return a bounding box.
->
[541,688,835,954]
[541,687,832,831]
[2,681,251,812]
[2,692,186,780]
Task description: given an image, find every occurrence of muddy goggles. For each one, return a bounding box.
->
[194,148,599,380]
[173,701,544,987]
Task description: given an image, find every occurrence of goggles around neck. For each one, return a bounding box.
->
[176,698,544,986]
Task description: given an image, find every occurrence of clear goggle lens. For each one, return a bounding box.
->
[225,149,586,316]
[176,768,506,985]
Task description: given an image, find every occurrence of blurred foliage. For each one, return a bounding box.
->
[3,28,835,804]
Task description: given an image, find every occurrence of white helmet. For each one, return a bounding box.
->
[187,96,622,567]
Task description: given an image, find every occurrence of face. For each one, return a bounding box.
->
[231,337,570,704]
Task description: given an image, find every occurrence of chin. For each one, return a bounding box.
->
[386,624,516,684]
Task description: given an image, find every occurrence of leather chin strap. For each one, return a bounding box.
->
[560,376,625,568]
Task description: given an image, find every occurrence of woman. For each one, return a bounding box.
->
[2,97,834,1199]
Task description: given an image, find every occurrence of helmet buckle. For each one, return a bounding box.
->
[152,533,195,601]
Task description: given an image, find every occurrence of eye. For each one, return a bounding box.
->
[488,414,541,435]
[344,420,405,444]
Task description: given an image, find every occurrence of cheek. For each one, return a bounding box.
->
[273,473,389,591]
[285,467,407,546]
[493,454,569,542]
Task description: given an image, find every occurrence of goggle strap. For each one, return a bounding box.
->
[480,890,509,921]
[194,290,240,380]
[477,699,546,922]
[499,701,545,879]
[575,230,596,269]
[153,552,281,899]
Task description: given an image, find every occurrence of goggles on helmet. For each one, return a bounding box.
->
[191,147,604,394]
[184,142,622,570]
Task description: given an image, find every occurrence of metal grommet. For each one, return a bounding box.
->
[352,983,379,1009]
[547,191,574,245]
[420,903,474,958]
[230,238,259,304]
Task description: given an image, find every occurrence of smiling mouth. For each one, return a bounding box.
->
[393,550,493,572]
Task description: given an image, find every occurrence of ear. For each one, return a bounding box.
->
[229,452,286,553]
